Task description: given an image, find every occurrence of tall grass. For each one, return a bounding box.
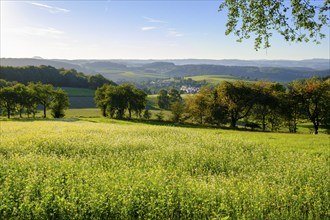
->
[0,120,329,219]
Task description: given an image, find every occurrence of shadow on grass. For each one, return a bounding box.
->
[2,116,316,134]
[125,119,289,133]
[118,118,236,130]
[0,117,80,123]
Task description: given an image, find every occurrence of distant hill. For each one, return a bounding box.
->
[163,59,330,70]
[165,64,329,82]
[1,58,329,82]
[0,58,90,73]
[0,66,116,89]
[83,61,127,71]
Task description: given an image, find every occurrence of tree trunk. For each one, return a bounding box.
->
[7,108,10,119]
[43,105,46,118]
[312,121,319,134]
[128,109,132,119]
[262,114,266,131]
[102,106,107,117]
[230,116,237,128]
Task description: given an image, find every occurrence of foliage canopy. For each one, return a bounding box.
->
[219,0,330,50]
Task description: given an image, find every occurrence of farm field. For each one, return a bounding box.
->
[185,75,256,84]
[0,119,329,219]
[60,87,96,109]
[65,108,101,118]
[99,70,168,81]
[61,87,96,97]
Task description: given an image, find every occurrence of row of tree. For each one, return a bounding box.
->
[95,84,147,119]
[0,65,116,89]
[0,80,69,118]
[160,77,330,134]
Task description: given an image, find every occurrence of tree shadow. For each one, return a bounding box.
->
[0,117,80,123]
[122,118,229,130]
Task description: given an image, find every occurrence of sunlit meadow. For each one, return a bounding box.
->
[0,119,329,219]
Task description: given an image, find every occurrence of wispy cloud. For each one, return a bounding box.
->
[10,26,65,38]
[141,26,157,31]
[168,29,183,37]
[30,2,70,13]
[142,16,184,37]
[144,16,167,24]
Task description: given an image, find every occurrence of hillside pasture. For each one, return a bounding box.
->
[59,87,96,109]
[0,119,329,219]
[99,70,167,81]
[61,87,95,96]
[185,75,255,84]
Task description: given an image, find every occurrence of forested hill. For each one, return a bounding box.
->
[0,58,90,73]
[0,65,116,89]
[165,65,330,82]
[1,58,329,82]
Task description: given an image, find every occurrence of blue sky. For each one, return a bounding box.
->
[1,0,329,60]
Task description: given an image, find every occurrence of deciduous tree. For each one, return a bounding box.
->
[157,89,170,109]
[251,82,285,131]
[95,84,110,117]
[185,87,212,124]
[0,86,17,118]
[169,88,182,104]
[28,82,54,118]
[291,78,330,134]
[217,81,257,128]
[170,100,185,123]
[50,89,69,118]
[219,0,330,50]
[13,84,30,118]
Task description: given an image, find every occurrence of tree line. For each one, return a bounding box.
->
[159,77,330,134]
[95,84,147,119]
[0,65,116,89]
[0,80,69,118]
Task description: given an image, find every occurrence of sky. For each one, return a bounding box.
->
[1,0,329,60]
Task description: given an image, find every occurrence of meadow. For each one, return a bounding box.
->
[0,118,329,219]
[99,70,168,81]
[184,75,256,85]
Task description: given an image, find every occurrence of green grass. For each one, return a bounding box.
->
[185,75,255,85]
[0,119,329,219]
[65,108,101,118]
[119,71,167,79]
[98,71,167,81]
[146,95,159,110]
[60,87,95,97]
[58,87,96,108]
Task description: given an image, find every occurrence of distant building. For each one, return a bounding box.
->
[180,86,199,94]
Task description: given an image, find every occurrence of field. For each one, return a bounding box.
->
[61,87,95,97]
[60,87,96,109]
[185,75,255,85]
[99,70,168,81]
[0,118,329,219]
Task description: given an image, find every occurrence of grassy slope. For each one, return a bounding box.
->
[61,87,95,96]
[0,119,329,219]
[99,70,168,81]
[60,87,96,108]
[185,75,256,85]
